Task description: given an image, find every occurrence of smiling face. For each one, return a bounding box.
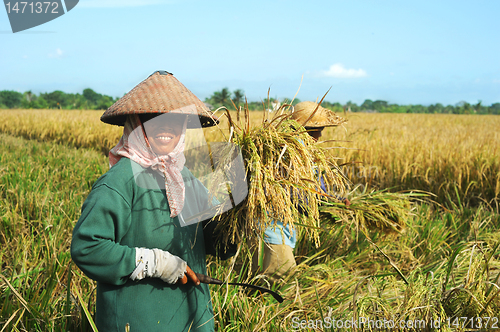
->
[141,113,186,155]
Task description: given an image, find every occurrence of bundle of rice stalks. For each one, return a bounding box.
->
[441,244,500,318]
[211,100,349,248]
[320,187,427,236]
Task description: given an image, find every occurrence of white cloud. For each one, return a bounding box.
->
[79,0,176,8]
[320,63,367,78]
[48,48,63,58]
[493,79,500,84]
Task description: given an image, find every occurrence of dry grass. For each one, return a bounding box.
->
[0,109,122,155]
[3,109,497,208]
[320,112,500,208]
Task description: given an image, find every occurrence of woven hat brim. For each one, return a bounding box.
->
[292,110,347,128]
[303,121,346,128]
[101,112,218,128]
[101,71,218,128]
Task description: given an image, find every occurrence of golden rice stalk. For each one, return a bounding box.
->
[320,187,427,235]
[212,101,349,248]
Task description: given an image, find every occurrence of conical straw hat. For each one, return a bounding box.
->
[291,101,346,128]
[101,71,218,128]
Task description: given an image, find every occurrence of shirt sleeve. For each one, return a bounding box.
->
[71,184,136,286]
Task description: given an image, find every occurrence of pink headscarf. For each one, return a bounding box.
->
[109,114,187,218]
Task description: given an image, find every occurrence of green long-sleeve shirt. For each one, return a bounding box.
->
[71,157,214,332]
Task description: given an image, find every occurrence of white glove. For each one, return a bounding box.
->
[130,248,187,284]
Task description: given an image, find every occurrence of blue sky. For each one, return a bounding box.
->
[1,0,499,105]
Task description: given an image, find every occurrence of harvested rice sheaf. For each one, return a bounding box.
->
[212,105,349,248]
[319,188,426,236]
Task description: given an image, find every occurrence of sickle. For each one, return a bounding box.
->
[195,273,284,303]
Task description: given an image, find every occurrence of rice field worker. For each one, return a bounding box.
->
[71,71,228,332]
[291,101,351,206]
[252,101,349,283]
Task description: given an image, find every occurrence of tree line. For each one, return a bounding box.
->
[0,89,118,110]
[205,88,500,115]
[1,88,499,115]
[324,99,500,115]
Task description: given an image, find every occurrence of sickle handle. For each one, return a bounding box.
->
[195,273,224,285]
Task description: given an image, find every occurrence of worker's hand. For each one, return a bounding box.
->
[131,248,200,285]
[344,198,351,207]
[177,265,200,286]
[152,248,187,284]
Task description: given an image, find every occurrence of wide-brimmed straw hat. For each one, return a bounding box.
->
[291,101,346,128]
[101,71,218,128]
